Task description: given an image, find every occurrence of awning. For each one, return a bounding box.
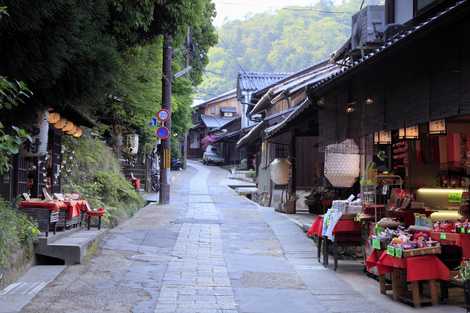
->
[213,129,243,143]
[236,122,265,148]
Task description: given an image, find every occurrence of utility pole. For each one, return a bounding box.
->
[159,33,172,204]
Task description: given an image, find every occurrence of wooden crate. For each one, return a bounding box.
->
[403,246,441,257]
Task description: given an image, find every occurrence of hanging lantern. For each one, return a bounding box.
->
[429,119,446,135]
[405,125,419,139]
[48,112,61,124]
[53,118,67,130]
[398,128,405,139]
[73,128,83,138]
[65,124,77,135]
[398,126,419,140]
[62,121,75,132]
[324,139,360,188]
[374,130,391,145]
[270,158,291,185]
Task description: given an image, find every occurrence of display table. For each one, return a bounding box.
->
[307,215,324,262]
[368,250,450,307]
[19,200,66,236]
[62,200,87,228]
[430,231,470,259]
[307,216,362,270]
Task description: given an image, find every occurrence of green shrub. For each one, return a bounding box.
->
[62,136,144,227]
[0,200,39,268]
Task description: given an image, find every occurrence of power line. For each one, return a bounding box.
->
[282,7,353,14]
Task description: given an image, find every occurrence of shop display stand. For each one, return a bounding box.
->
[362,174,403,222]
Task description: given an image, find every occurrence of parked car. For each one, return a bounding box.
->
[202,145,224,165]
[171,157,183,171]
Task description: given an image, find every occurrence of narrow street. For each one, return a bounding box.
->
[21,162,455,313]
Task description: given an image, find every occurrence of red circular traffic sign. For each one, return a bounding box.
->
[156,127,170,140]
[156,109,170,122]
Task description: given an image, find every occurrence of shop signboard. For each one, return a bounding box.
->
[448,190,463,204]
[22,111,49,157]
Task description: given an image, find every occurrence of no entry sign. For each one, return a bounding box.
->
[156,126,170,140]
[156,109,170,122]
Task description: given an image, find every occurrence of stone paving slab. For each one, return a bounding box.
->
[16,162,463,313]
[0,266,65,313]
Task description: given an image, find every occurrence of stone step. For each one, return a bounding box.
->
[34,229,106,265]
[0,265,65,313]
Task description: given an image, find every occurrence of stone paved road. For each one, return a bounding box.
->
[22,161,460,313]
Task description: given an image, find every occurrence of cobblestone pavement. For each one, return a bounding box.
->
[22,161,460,313]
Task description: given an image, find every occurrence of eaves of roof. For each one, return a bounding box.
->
[195,89,237,108]
[236,121,265,148]
[264,98,311,139]
[249,63,340,116]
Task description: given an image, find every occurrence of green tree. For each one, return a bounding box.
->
[198,0,364,99]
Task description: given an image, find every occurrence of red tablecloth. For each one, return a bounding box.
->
[369,251,450,282]
[333,219,361,234]
[63,200,87,219]
[366,249,382,270]
[307,216,323,237]
[430,231,470,259]
[307,216,361,237]
[19,200,66,211]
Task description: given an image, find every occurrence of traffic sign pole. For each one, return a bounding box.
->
[159,34,172,205]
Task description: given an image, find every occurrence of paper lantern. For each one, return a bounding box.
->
[374,130,391,145]
[398,125,419,140]
[48,112,61,124]
[429,119,446,135]
[62,121,75,132]
[270,158,291,185]
[65,125,77,135]
[53,118,67,130]
[405,125,419,139]
[324,139,360,188]
[73,128,83,138]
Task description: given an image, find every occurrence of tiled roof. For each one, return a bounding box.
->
[200,114,237,129]
[192,89,237,108]
[237,106,298,147]
[264,99,310,138]
[237,72,291,93]
[250,62,340,116]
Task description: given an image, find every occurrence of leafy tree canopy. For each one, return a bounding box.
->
[198,0,364,99]
[0,0,216,126]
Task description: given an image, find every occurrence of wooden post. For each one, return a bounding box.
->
[429,280,439,305]
[411,281,421,308]
[289,130,296,213]
[379,275,387,295]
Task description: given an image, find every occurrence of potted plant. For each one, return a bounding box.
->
[458,259,470,312]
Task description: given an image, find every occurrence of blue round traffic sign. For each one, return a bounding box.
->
[156,127,170,140]
[156,109,170,122]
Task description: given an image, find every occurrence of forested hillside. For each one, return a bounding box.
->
[198,0,365,99]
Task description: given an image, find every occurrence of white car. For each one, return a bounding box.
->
[203,145,224,165]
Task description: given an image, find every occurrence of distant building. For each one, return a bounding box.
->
[187,89,241,160]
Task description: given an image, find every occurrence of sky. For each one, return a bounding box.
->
[212,0,317,26]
